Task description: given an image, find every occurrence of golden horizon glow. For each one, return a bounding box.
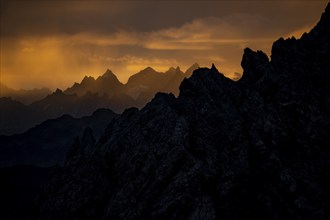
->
[1,1,327,90]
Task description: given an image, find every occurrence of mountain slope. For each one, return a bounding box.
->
[0,97,38,135]
[35,3,330,220]
[0,109,118,167]
[124,65,195,107]
[0,88,128,135]
[1,65,197,135]
[30,89,115,118]
[184,62,200,76]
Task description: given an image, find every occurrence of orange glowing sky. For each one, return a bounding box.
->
[0,1,328,90]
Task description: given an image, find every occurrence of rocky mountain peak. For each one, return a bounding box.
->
[81,75,95,84]
[270,2,330,88]
[97,69,122,84]
[100,69,115,78]
[240,48,270,84]
[210,63,219,73]
[165,66,182,75]
[35,4,330,219]
[126,67,159,86]
[312,2,330,32]
[53,88,64,95]
[185,62,200,76]
[165,66,176,74]
[142,66,156,73]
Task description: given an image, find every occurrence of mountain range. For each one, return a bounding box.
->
[0,63,199,219]
[0,83,51,105]
[1,3,330,219]
[0,64,199,135]
[64,64,197,107]
[31,3,330,219]
[0,109,118,167]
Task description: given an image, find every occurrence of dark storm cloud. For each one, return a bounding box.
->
[1,1,327,38]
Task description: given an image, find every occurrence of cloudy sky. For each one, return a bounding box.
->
[0,1,328,90]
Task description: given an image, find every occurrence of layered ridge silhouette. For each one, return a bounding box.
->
[0,83,51,105]
[0,64,199,135]
[32,3,330,219]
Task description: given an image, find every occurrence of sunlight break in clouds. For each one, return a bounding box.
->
[0,1,327,90]
[1,15,277,89]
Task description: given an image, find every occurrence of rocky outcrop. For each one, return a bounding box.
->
[35,3,330,220]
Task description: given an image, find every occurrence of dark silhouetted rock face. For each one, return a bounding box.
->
[35,4,330,220]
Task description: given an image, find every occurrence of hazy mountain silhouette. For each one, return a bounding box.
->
[30,89,114,118]
[0,64,198,135]
[0,90,117,135]
[64,64,198,109]
[0,97,38,135]
[184,62,200,76]
[0,109,118,167]
[34,3,330,219]
[64,69,124,97]
[124,66,194,107]
[0,108,118,219]
[0,83,51,105]
[161,66,191,94]
[124,67,163,101]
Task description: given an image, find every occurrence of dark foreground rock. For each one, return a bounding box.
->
[34,4,330,220]
[0,166,54,219]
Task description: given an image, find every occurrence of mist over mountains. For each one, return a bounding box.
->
[1,3,330,220]
[0,83,51,105]
[32,3,330,219]
[0,64,199,135]
[0,63,199,218]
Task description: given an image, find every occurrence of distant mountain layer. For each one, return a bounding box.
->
[0,83,51,105]
[64,69,124,97]
[0,64,199,135]
[64,64,198,107]
[35,4,330,219]
[0,93,119,135]
[0,108,118,167]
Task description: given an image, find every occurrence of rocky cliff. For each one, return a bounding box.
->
[35,3,330,219]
